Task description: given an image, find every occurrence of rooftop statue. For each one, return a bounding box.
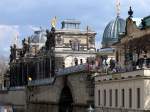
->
[51,16,57,28]
[21,38,30,57]
[10,44,17,62]
[45,29,55,51]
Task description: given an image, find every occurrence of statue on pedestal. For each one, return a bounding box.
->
[10,44,17,62]
[20,38,30,57]
[45,17,57,50]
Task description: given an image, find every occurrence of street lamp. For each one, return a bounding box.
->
[28,76,32,81]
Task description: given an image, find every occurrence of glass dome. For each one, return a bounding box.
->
[102,17,126,48]
[31,30,47,43]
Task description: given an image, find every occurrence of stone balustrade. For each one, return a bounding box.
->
[95,68,150,82]
[95,107,148,112]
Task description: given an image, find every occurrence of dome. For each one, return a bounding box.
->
[102,17,126,48]
[31,30,47,43]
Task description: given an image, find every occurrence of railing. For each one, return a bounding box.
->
[27,64,93,86]
[28,78,55,86]
[96,63,150,75]
[27,62,150,86]
[9,86,25,91]
[55,64,89,76]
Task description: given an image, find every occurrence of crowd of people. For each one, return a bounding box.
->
[95,55,150,74]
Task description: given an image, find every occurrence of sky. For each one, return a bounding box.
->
[0,0,150,58]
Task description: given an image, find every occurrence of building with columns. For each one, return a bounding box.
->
[8,19,96,87]
[54,19,96,69]
[1,19,96,112]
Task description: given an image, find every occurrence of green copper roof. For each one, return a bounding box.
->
[142,15,150,28]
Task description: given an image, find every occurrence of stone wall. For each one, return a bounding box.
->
[95,107,147,112]
[0,72,93,112]
[95,78,144,110]
[0,87,26,112]
[27,73,93,112]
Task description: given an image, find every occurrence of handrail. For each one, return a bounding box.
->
[55,64,88,76]
[27,64,95,86]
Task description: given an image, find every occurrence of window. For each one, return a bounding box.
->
[104,89,106,106]
[74,40,80,51]
[137,88,141,108]
[98,90,100,106]
[109,89,112,106]
[122,89,125,107]
[115,89,118,107]
[129,88,132,108]
[80,59,83,64]
[71,39,80,51]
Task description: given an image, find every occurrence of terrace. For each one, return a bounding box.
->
[27,63,94,86]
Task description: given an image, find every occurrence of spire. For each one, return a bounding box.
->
[116,0,121,17]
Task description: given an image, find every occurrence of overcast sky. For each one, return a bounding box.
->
[0,0,150,58]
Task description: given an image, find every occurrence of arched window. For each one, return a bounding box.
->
[74,58,78,66]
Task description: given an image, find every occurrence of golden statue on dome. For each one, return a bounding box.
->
[51,16,57,28]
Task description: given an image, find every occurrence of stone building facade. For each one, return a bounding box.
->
[9,19,96,87]
[1,19,96,112]
[94,7,150,112]
[55,20,96,69]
